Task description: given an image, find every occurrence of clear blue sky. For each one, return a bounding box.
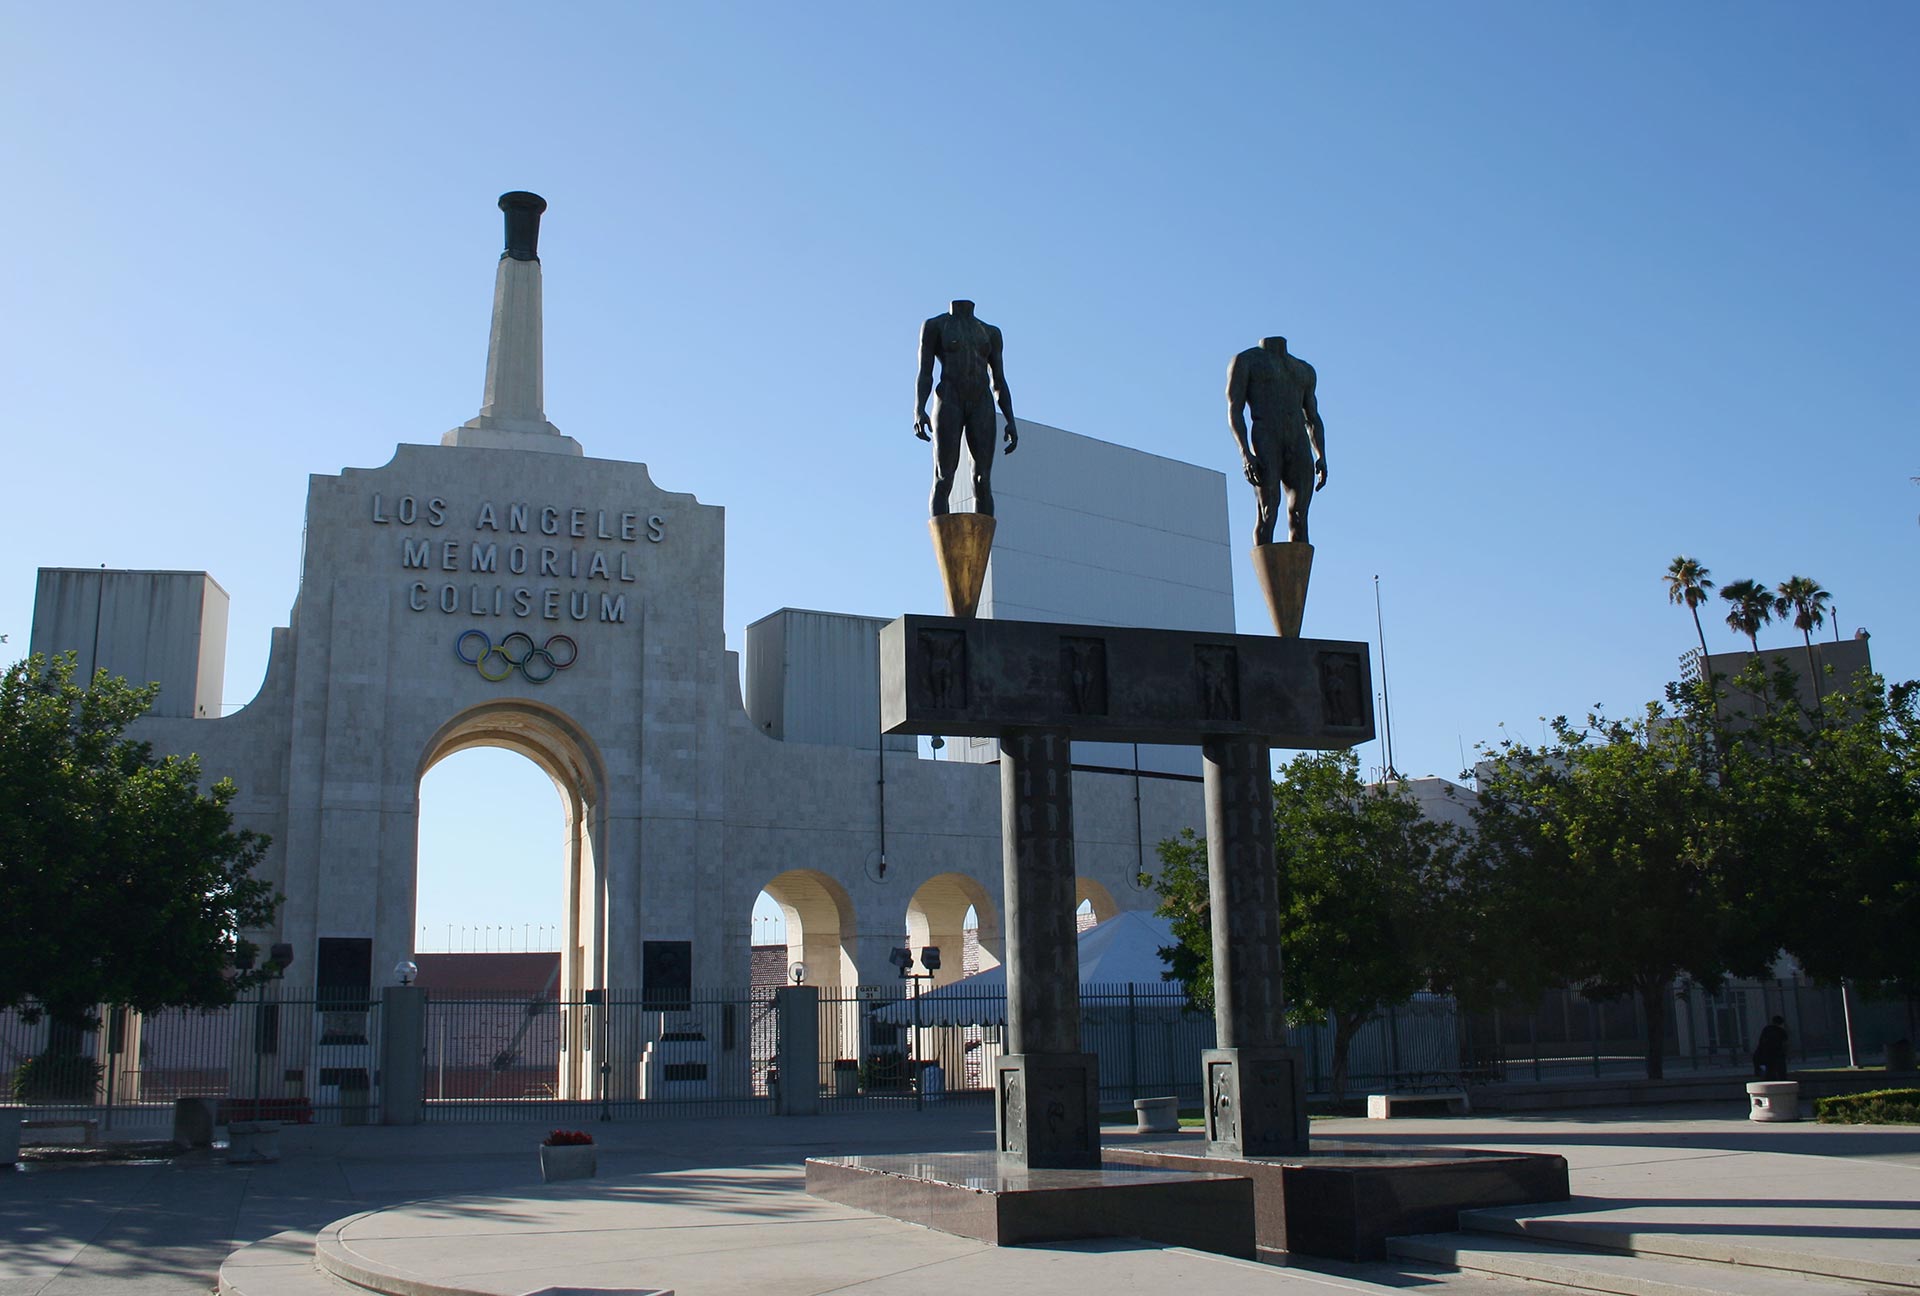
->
[5,4,1914,949]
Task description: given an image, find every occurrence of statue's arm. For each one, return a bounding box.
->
[988,325,1018,451]
[1302,361,1327,488]
[1226,354,1258,483]
[914,318,938,438]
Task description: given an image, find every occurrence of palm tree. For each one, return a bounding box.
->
[1774,575,1832,704]
[1664,556,1715,669]
[1718,579,1773,654]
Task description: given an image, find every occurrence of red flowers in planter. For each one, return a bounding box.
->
[543,1129,594,1146]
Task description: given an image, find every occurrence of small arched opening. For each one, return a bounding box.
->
[1076,876,1120,930]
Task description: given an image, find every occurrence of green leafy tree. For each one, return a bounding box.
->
[1720,663,1920,1006]
[1469,697,1736,1079]
[1664,556,1715,668]
[1718,579,1774,654]
[1151,751,1462,1098]
[0,654,279,1049]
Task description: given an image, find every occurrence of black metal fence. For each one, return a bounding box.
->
[1458,978,1908,1084]
[815,983,1466,1109]
[0,986,381,1132]
[7,976,1903,1135]
[417,986,778,1122]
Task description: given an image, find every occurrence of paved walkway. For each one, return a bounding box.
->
[3,1101,1918,1295]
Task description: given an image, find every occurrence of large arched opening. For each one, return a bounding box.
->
[416,700,608,1100]
[758,869,859,989]
[905,873,1002,988]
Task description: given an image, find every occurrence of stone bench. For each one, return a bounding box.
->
[21,1118,98,1145]
[1367,1090,1470,1119]
[1133,1095,1180,1133]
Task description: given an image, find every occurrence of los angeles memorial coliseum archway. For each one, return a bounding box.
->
[28,194,1203,1102]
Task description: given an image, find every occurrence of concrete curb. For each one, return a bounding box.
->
[315,1207,672,1296]
[1460,1207,1920,1290]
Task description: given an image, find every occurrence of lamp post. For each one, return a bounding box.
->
[890,946,940,1112]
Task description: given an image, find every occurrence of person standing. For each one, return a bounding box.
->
[1753,1015,1790,1081]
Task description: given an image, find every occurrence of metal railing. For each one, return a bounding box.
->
[1456,977,1902,1084]
[418,986,777,1122]
[1,987,381,1131]
[8,975,1894,1134]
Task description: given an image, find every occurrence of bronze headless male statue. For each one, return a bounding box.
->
[1227,336,1326,545]
[915,300,1017,516]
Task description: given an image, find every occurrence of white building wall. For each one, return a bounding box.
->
[742,608,914,752]
[30,568,229,719]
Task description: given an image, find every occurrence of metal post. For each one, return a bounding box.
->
[1128,983,1140,1102]
[1590,998,1601,1077]
[1841,980,1860,1068]
[1530,1012,1541,1082]
[911,976,923,1113]
[252,981,267,1109]
[102,1008,119,1132]
[1792,980,1806,1063]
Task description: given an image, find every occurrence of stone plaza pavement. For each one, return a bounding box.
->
[1,1101,1917,1295]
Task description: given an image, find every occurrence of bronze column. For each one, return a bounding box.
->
[994,727,1100,1168]
[1201,735,1308,1156]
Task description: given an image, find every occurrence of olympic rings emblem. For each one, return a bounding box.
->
[455,630,578,684]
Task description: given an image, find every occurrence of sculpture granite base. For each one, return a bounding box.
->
[805,1152,1255,1257]
[995,1052,1100,1170]
[1102,1141,1571,1261]
[1203,1046,1310,1158]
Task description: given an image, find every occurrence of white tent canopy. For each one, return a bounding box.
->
[873,910,1184,1026]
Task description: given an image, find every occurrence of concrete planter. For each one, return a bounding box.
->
[540,1143,597,1183]
[1748,1080,1800,1122]
[227,1120,283,1163]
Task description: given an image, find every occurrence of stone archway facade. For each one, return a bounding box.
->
[28,197,1208,1094]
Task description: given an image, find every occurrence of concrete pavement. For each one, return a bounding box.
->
[4,1101,1918,1295]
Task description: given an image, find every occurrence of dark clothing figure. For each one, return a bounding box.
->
[1752,1017,1789,1081]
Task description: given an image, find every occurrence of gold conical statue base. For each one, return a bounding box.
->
[1251,541,1314,637]
[930,514,995,618]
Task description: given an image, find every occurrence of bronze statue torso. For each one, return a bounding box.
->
[927,312,997,397]
[1236,346,1313,429]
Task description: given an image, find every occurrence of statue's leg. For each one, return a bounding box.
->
[1279,423,1314,544]
[930,393,965,516]
[961,392,999,517]
[1250,425,1281,546]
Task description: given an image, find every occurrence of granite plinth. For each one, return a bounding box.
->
[1102,1141,1570,1262]
[879,614,1374,748]
[996,1052,1100,1169]
[805,1152,1255,1257]
[1202,1046,1309,1157]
